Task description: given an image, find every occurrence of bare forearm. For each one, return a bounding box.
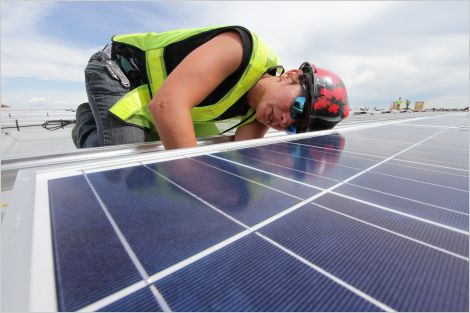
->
[150,101,197,149]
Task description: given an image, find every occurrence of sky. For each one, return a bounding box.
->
[1,0,469,110]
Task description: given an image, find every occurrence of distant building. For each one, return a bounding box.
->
[414,101,426,111]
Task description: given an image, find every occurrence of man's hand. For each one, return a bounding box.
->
[234,119,269,141]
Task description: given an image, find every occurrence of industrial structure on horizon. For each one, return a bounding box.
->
[390,98,427,112]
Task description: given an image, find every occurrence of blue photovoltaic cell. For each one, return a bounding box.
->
[338,129,432,142]
[157,234,381,312]
[349,172,468,213]
[370,162,469,190]
[259,203,469,311]
[388,158,468,177]
[86,165,246,276]
[48,175,142,311]
[148,158,299,226]
[262,141,381,170]
[237,144,362,181]
[335,183,469,231]
[194,155,320,199]
[424,137,469,150]
[402,144,469,160]
[424,132,469,150]
[401,119,461,126]
[295,136,413,157]
[397,149,468,169]
[215,150,340,189]
[313,130,431,144]
[313,193,468,257]
[98,287,161,312]
[287,136,386,162]
[439,128,469,139]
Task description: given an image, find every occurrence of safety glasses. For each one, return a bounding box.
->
[286,64,320,134]
[286,75,309,134]
[286,96,307,134]
[290,96,307,120]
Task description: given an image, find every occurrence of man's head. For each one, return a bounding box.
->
[253,68,303,131]
[254,62,349,133]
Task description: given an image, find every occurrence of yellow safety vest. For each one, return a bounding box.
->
[108,25,281,137]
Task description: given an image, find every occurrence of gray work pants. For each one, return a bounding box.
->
[75,48,153,148]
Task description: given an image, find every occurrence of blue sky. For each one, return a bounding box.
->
[1,1,469,109]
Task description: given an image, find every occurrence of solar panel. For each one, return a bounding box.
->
[2,113,468,311]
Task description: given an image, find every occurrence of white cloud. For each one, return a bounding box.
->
[332,32,469,107]
[1,1,468,109]
[1,1,97,83]
[1,1,54,32]
[142,1,396,69]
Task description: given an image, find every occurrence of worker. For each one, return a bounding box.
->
[72,25,349,150]
[397,97,403,110]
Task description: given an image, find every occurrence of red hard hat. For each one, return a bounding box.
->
[292,62,349,133]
